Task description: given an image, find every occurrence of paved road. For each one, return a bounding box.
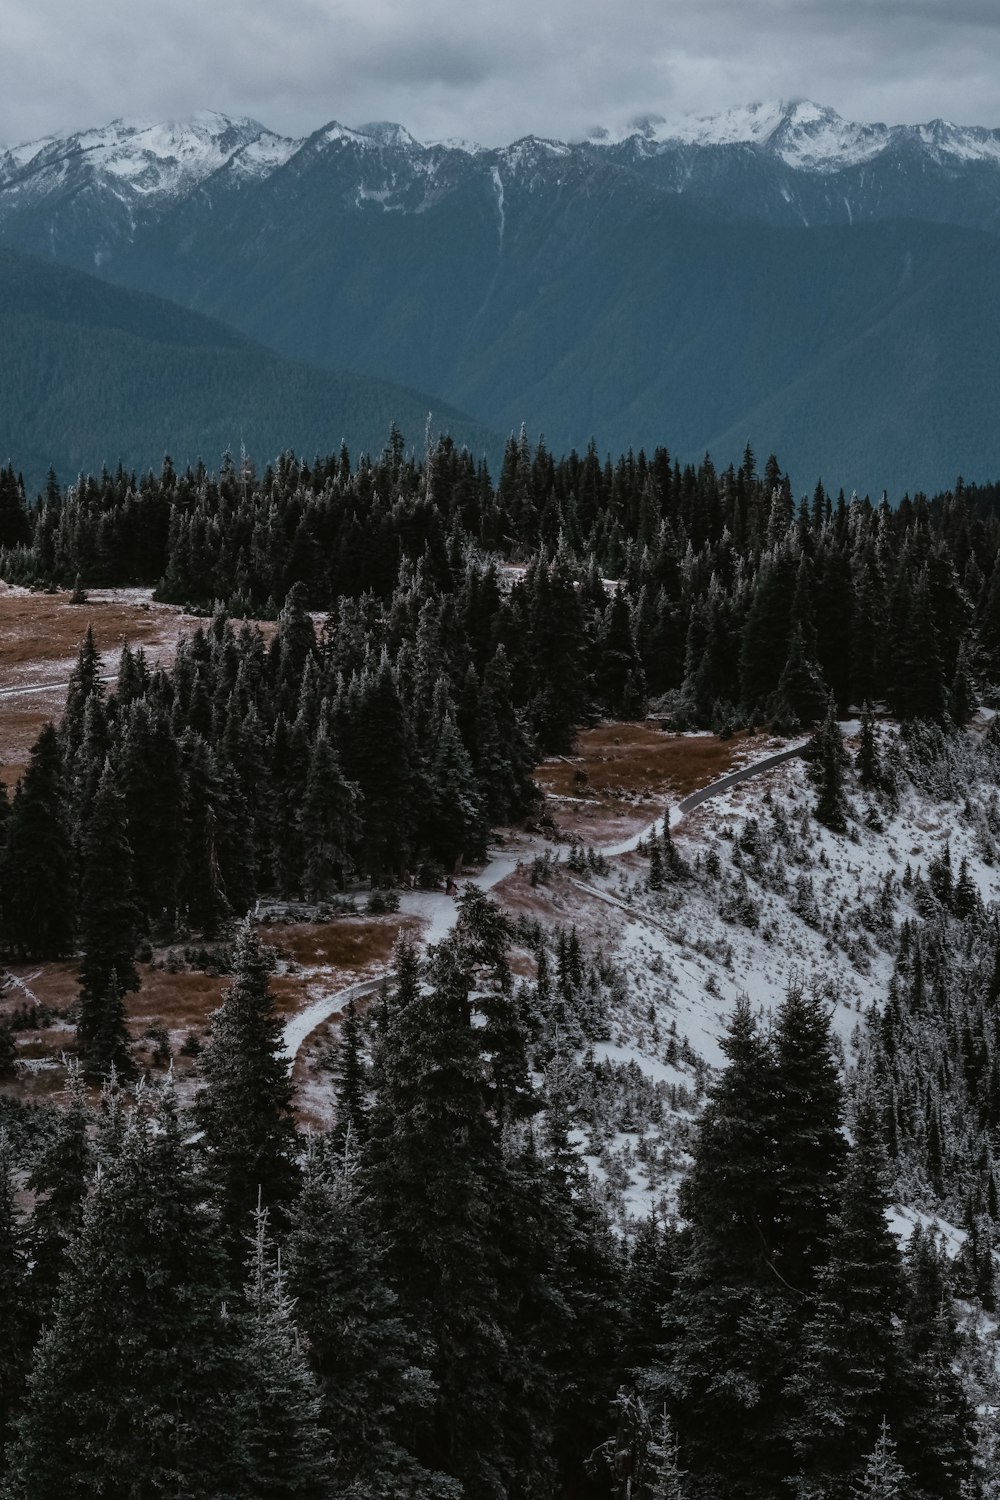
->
[0,673,118,701]
[281,739,809,1060]
[677,743,807,815]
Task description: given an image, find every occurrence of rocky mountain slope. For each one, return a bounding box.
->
[5,101,1000,492]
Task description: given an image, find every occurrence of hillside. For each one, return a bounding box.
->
[0,247,498,490]
[5,106,1000,490]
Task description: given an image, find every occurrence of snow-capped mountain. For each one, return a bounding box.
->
[4,100,1000,495]
[6,98,1000,222]
[0,111,289,199]
[584,98,1000,172]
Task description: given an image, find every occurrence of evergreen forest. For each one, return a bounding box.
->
[1,427,1000,1496]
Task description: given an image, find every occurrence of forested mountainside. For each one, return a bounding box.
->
[5,105,1000,489]
[4,430,1000,1494]
[0,247,496,490]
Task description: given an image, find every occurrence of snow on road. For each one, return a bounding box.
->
[280,743,807,1060]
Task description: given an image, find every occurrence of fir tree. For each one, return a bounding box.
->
[0,1130,31,1467]
[286,1137,458,1499]
[849,1421,908,1499]
[668,999,789,1497]
[76,761,140,1077]
[2,723,75,958]
[788,1091,905,1497]
[195,919,298,1257]
[649,1406,687,1500]
[25,1061,92,1322]
[809,699,849,833]
[365,932,548,1496]
[6,1085,244,1499]
[771,985,847,1297]
[299,727,361,900]
[238,1199,333,1498]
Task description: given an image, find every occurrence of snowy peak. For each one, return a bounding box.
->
[355,121,421,150]
[595,98,1000,174]
[0,111,282,199]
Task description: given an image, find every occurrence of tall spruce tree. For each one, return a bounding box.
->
[286,1137,458,1499]
[365,933,549,1496]
[809,699,849,833]
[0,1130,31,1468]
[299,727,361,900]
[1,724,75,959]
[76,761,140,1077]
[6,1085,244,1499]
[237,1200,332,1499]
[25,1061,92,1324]
[195,919,298,1258]
[788,1091,906,1498]
[667,999,790,1498]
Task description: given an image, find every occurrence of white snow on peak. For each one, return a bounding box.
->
[316,122,370,148]
[228,131,301,179]
[587,99,1000,174]
[427,136,486,156]
[916,118,1000,164]
[637,100,891,172]
[0,112,276,198]
[355,121,423,150]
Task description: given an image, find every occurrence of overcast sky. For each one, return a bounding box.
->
[4,0,1000,147]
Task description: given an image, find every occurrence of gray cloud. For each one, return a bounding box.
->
[2,0,1000,148]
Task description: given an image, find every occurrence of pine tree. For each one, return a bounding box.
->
[25,1061,92,1322]
[895,1227,977,1499]
[299,727,361,900]
[238,1199,332,1498]
[950,642,977,727]
[195,919,298,1258]
[1,723,75,958]
[76,761,140,1078]
[6,1084,244,1499]
[809,700,849,833]
[855,702,885,794]
[286,1137,458,1499]
[649,1406,687,1500]
[788,1091,906,1496]
[668,999,789,1497]
[180,730,231,935]
[849,1421,908,1499]
[427,708,488,872]
[365,932,548,1496]
[0,1130,31,1466]
[329,996,369,1150]
[774,623,828,728]
[771,985,847,1297]
[61,627,105,764]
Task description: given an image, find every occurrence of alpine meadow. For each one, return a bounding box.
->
[5,7,1000,1498]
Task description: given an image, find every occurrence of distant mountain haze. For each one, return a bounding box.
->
[3,100,1000,494]
[0,248,498,491]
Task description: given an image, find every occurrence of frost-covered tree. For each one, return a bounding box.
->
[6,1084,243,1499]
[195,919,298,1258]
[238,1199,332,1498]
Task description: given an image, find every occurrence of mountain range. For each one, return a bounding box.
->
[3,100,1000,494]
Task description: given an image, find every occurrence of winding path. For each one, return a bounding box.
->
[0,673,118,701]
[281,739,808,1060]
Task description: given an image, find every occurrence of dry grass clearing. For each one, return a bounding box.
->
[0,586,182,683]
[265,917,418,974]
[1,913,417,1113]
[0,585,277,781]
[533,722,770,841]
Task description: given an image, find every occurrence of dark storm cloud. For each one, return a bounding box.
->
[2,0,1000,148]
